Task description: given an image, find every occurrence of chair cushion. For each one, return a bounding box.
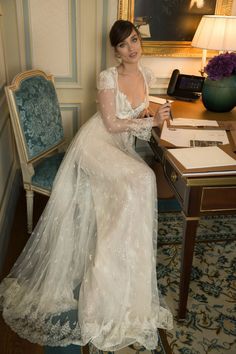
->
[32,153,65,191]
[14,76,64,160]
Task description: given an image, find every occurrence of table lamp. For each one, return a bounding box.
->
[191,15,236,76]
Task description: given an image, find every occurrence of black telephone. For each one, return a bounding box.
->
[167,69,205,101]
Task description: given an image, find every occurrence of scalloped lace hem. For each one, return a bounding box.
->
[2,305,173,351]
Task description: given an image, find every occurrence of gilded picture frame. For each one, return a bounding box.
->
[118,0,233,57]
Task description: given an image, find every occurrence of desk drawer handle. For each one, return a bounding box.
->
[170,170,178,183]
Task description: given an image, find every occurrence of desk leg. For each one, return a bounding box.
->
[178,215,199,320]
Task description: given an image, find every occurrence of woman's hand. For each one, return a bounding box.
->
[153,102,171,128]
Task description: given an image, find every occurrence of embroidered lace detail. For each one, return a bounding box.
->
[131,117,154,141]
[97,68,116,90]
[1,279,172,350]
[96,67,153,141]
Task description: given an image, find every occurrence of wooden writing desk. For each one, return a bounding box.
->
[149,98,236,319]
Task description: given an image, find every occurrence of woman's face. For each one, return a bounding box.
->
[115,29,142,64]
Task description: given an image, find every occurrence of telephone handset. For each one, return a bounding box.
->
[167,69,205,101]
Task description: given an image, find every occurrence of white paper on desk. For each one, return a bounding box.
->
[169,118,219,127]
[149,96,173,104]
[160,121,229,147]
[169,146,236,169]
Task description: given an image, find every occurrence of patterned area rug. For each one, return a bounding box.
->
[157,212,236,354]
[158,212,236,245]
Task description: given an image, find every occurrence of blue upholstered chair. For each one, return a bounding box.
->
[5,69,65,233]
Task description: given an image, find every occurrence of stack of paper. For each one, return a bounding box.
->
[169,146,236,169]
[169,118,219,127]
[160,121,229,147]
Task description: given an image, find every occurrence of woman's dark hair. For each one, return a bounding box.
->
[109,20,140,47]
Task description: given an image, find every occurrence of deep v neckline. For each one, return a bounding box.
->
[115,66,147,110]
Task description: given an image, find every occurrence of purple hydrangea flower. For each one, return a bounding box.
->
[204,52,236,80]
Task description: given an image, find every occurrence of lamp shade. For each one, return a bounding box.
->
[191,15,236,51]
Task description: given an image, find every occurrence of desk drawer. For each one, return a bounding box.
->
[201,186,236,211]
[164,159,186,204]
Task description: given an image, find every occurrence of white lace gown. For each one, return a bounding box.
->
[0,66,173,351]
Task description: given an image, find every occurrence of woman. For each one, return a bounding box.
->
[0,20,173,351]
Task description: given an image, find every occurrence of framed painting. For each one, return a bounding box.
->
[118,0,233,57]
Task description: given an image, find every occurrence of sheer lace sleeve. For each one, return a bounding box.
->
[97,69,154,140]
